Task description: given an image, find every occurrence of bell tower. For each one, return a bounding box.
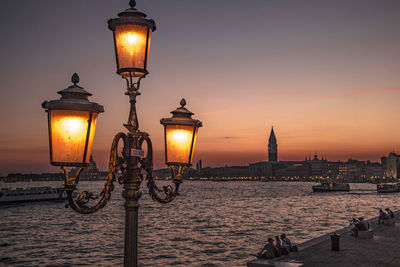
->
[268,126,277,162]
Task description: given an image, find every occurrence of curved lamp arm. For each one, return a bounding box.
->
[63,129,187,213]
[146,165,187,203]
[64,132,128,214]
[139,135,186,204]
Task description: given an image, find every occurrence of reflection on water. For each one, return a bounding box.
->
[1,181,399,266]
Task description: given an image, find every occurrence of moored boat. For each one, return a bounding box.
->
[377,183,399,193]
[0,187,68,204]
[312,182,350,192]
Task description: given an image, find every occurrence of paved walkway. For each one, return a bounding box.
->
[248,211,400,267]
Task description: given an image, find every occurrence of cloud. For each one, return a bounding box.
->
[222,136,239,139]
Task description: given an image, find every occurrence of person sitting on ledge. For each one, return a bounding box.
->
[386,208,394,219]
[350,218,361,236]
[274,235,283,256]
[258,237,276,259]
[281,233,297,252]
[379,209,389,225]
[358,217,369,230]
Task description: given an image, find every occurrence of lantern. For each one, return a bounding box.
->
[42,73,104,167]
[160,99,202,166]
[108,0,156,78]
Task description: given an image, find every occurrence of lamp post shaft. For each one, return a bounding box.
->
[123,184,141,267]
[122,132,143,267]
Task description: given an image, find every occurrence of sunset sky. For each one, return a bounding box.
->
[0,0,399,175]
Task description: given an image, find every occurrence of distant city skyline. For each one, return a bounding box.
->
[0,0,399,174]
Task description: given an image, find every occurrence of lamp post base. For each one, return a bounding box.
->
[123,185,142,267]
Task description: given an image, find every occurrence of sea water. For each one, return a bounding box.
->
[1,181,399,266]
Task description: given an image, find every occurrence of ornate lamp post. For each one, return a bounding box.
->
[41,1,202,267]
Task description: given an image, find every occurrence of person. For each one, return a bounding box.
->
[280,233,298,252]
[280,234,292,253]
[258,238,275,259]
[358,217,369,230]
[274,236,283,256]
[350,218,360,236]
[379,209,389,224]
[386,208,394,219]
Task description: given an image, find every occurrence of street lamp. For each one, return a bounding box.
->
[42,73,104,168]
[161,98,203,178]
[41,1,202,267]
[108,0,155,79]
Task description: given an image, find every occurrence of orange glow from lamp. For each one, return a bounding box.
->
[108,3,156,78]
[161,99,202,167]
[42,73,104,166]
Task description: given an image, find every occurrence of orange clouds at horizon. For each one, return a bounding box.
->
[1,85,399,175]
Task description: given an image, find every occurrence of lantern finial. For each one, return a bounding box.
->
[129,0,136,9]
[72,73,80,86]
[180,98,186,108]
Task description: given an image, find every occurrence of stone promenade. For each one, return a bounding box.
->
[248,211,400,267]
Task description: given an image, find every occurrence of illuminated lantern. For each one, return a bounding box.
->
[160,99,202,166]
[42,73,104,166]
[108,0,156,78]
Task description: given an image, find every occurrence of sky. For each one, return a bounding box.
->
[0,0,399,175]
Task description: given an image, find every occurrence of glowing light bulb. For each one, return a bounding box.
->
[124,33,138,45]
[120,32,145,56]
[171,130,191,144]
[61,117,86,136]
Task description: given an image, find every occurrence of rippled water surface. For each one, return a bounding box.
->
[2,181,400,266]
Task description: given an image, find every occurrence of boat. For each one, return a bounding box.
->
[312,182,350,192]
[0,187,68,204]
[377,183,399,193]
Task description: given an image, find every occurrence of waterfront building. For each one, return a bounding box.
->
[365,161,383,179]
[268,126,278,162]
[337,159,364,181]
[386,152,400,178]
[249,162,273,177]
[205,165,250,178]
[381,156,387,176]
[274,162,309,179]
[196,159,203,171]
[306,154,328,178]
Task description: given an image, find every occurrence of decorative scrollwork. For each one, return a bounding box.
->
[139,134,186,204]
[65,132,128,214]
[64,126,187,212]
[62,166,84,188]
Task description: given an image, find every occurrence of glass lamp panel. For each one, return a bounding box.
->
[85,113,98,163]
[165,125,197,165]
[49,110,93,164]
[114,24,150,77]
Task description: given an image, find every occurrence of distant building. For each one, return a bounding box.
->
[274,162,309,179]
[386,152,400,178]
[381,156,387,176]
[337,159,364,181]
[206,165,250,177]
[268,126,278,162]
[366,161,383,179]
[249,162,273,177]
[306,154,328,177]
[196,159,203,171]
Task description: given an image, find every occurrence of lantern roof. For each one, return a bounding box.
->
[108,0,156,32]
[160,99,202,127]
[42,73,104,113]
